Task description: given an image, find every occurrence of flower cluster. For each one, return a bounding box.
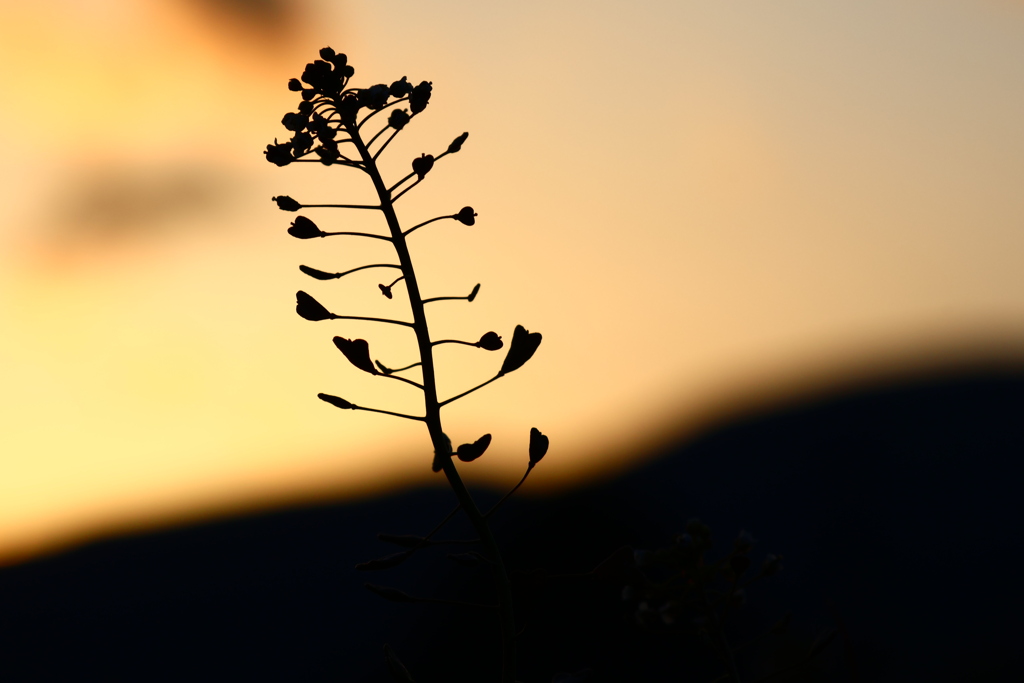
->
[264,46,433,168]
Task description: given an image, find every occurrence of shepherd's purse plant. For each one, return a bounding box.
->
[264,48,547,683]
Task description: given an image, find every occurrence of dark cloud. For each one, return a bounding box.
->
[49,164,231,244]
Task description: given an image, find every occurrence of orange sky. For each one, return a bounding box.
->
[1,0,1023,564]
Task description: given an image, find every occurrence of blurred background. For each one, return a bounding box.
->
[2,0,1023,567]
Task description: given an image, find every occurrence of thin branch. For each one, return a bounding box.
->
[372,128,402,161]
[365,124,393,151]
[303,263,401,280]
[485,465,533,518]
[376,360,422,375]
[403,214,454,237]
[328,314,414,328]
[352,405,424,421]
[387,171,417,195]
[438,374,501,408]
[358,96,409,130]
[381,373,424,390]
[301,203,381,210]
[423,294,472,304]
[391,178,422,203]
[321,231,392,242]
[431,339,479,348]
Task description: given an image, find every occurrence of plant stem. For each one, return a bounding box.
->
[349,122,517,683]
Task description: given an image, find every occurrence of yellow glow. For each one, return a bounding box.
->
[2,0,1024,563]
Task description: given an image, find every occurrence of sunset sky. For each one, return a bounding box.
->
[1,0,1023,563]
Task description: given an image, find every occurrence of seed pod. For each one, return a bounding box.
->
[318,393,355,410]
[272,195,301,211]
[455,206,477,225]
[456,433,492,462]
[447,131,469,154]
[288,216,324,239]
[528,427,549,465]
[475,332,503,350]
[295,291,333,321]
[333,337,378,375]
[411,154,434,180]
[498,325,542,376]
[299,265,336,280]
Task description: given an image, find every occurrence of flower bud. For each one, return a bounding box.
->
[411,153,434,180]
[389,76,413,97]
[455,206,477,226]
[498,325,542,376]
[475,332,503,350]
[281,112,307,132]
[295,290,333,320]
[388,109,410,131]
[288,78,303,92]
[319,46,336,60]
[528,427,549,465]
[264,142,293,167]
[467,284,480,302]
[409,80,433,114]
[333,336,378,375]
[456,433,492,462]
[272,195,301,211]
[287,216,324,239]
[447,131,469,154]
[378,284,393,299]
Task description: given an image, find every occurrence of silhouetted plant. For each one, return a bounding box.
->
[267,49,834,683]
[266,48,545,682]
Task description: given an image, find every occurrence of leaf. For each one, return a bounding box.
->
[456,433,492,462]
[498,325,542,376]
[296,291,333,321]
[383,644,415,683]
[528,427,549,465]
[355,550,414,571]
[333,337,378,375]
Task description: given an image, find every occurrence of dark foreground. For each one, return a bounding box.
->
[1,368,1021,682]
